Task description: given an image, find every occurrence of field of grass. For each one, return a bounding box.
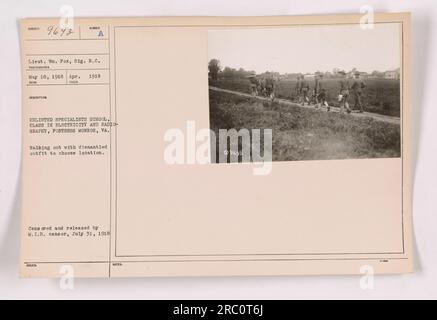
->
[210,77,401,117]
[209,90,401,162]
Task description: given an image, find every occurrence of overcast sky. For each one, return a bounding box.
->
[208,23,401,74]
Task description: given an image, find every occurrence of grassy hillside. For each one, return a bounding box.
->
[209,90,401,162]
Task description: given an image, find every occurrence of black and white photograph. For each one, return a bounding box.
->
[208,23,402,162]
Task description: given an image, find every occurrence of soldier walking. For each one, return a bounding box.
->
[294,74,302,103]
[338,70,351,113]
[248,75,258,96]
[265,76,275,101]
[300,75,310,106]
[351,71,366,113]
[313,72,321,107]
[315,73,330,111]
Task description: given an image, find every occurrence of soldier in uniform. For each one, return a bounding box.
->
[294,74,302,103]
[300,75,310,106]
[338,70,351,113]
[315,73,330,111]
[265,77,275,101]
[313,72,322,107]
[260,78,267,97]
[257,77,264,97]
[351,71,366,113]
[248,75,259,96]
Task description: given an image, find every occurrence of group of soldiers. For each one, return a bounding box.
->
[249,76,276,100]
[249,71,367,114]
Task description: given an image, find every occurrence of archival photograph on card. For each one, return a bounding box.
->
[208,24,402,163]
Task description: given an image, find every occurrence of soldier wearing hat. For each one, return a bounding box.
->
[300,74,310,106]
[351,71,366,113]
[257,77,265,97]
[338,70,351,113]
[315,73,330,111]
[265,76,276,101]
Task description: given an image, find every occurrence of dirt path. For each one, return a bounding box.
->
[209,86,401,125]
